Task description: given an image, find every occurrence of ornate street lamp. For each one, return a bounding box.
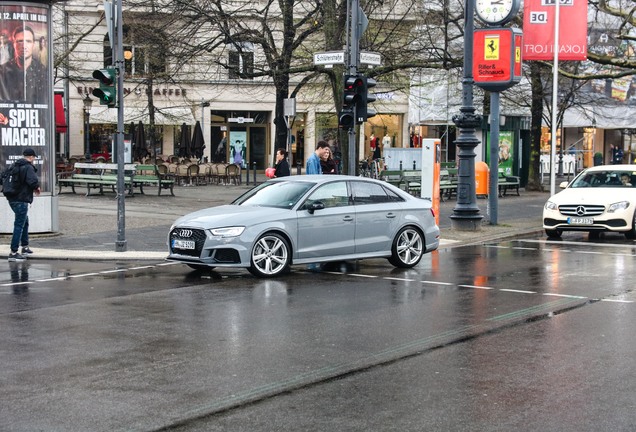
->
[450,0,483,230]
[83,94,93,161]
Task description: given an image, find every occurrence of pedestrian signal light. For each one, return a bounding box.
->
[92,67,117,107]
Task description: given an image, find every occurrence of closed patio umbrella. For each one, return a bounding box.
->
[179,123,191,158]
[135,121,148,160]
[191,121,205,161]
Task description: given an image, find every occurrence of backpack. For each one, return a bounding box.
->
[1,163,22,197]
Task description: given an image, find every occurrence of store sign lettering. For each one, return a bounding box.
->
[78,86,187,97]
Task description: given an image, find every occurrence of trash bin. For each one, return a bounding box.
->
[475,161,489,197]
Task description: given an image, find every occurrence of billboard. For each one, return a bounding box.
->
[0,2,51,192]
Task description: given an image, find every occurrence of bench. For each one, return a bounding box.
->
[498,168,520,197]
[57,163,136,196]
[400,170,422,196]
[380,169,403,188]
[439,168,458,201]
[133,164,175,196]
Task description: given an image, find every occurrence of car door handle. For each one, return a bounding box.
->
[343,215,354,222]
[386,213,397,219]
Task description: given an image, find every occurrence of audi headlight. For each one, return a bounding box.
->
[608,201,630,213]
[209,226,245,237]
[545,200,558,211]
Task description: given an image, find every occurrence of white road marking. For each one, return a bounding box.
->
[458,284,493,290]
[500,288,536,294]
[542,293,587,299]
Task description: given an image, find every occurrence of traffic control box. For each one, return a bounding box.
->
[475,161,489,197]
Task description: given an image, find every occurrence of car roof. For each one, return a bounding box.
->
[269,175,384,184]
[584,164,636,172]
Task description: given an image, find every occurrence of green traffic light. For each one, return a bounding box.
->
[92,67,117,107]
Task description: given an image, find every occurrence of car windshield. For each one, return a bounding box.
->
[232,180,317,208]
[570,170,636,188]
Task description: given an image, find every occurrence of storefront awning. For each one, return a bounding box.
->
[89,106,196,125]
[54,93,67,133]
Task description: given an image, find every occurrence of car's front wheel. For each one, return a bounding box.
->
[248,232,291,277]
[625,213,636,239]
[545,228,562,239]
[388,226,424,268]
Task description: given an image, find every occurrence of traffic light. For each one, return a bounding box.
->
[339,75,363,128]
[355,76,377,124]
[92,67,117,107]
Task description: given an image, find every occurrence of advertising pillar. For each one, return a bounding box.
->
[0,1,57,233]
[420,138,441,225]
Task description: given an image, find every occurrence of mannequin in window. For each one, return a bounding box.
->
[382,133,391,149]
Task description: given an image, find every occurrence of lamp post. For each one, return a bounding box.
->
[450,0,483,230]
[83,94,93,161]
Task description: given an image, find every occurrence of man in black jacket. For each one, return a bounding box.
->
[6,147,40,261]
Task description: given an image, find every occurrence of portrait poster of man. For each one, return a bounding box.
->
[0,3,51,192]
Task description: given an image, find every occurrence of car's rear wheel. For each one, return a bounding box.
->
[388,226,424,268]
[248,232,291,277]
[625,213,636,239]
[545,228,562,239]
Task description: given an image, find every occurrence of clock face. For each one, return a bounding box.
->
[475,0,519,25]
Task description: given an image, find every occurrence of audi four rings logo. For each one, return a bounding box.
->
[177,229,193,238]
[576,206,586,216]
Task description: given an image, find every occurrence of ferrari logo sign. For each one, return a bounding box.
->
[484,35,500,60]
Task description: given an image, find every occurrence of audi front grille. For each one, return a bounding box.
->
[169,228,207,257]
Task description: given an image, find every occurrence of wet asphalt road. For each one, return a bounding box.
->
[1,233,636,431]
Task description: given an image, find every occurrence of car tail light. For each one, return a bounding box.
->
[430,208,436,218]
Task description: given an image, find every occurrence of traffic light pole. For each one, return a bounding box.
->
[114,0,127,251]
[346,0,360,176]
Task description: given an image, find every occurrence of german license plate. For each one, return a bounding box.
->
[567,217,594,225]
[172,239,195,249]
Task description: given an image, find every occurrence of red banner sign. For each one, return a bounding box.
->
[523,0,588,61]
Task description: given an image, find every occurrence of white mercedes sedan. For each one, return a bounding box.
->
[543,165,636,239]
[167,175,440,277]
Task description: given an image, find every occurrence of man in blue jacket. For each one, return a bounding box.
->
[5,148,41,261]
[306,140,330,175]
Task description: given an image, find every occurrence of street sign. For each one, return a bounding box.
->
[360,51,381,66]
[313,51,345,66]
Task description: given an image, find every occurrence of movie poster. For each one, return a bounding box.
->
[0,3,50,191]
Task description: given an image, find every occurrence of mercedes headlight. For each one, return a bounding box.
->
[608,201,630,213]
[545,200,558,211]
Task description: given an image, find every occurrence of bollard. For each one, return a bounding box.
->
[399,161,403,170]
[296,160,301,176]
[246,162,250,185]
[413,160,416,170]
[253,161,257,184]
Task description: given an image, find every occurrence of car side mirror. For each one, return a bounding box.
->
[307,201,325,214]
[559,181,568,189]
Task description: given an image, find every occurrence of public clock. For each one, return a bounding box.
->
[475,0,520,26]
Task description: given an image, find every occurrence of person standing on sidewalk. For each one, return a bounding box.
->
[274,148,291,177]
[5,148,40,261]
[306,140,330,175]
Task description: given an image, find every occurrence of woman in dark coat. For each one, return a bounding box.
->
[274,148,291,177]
